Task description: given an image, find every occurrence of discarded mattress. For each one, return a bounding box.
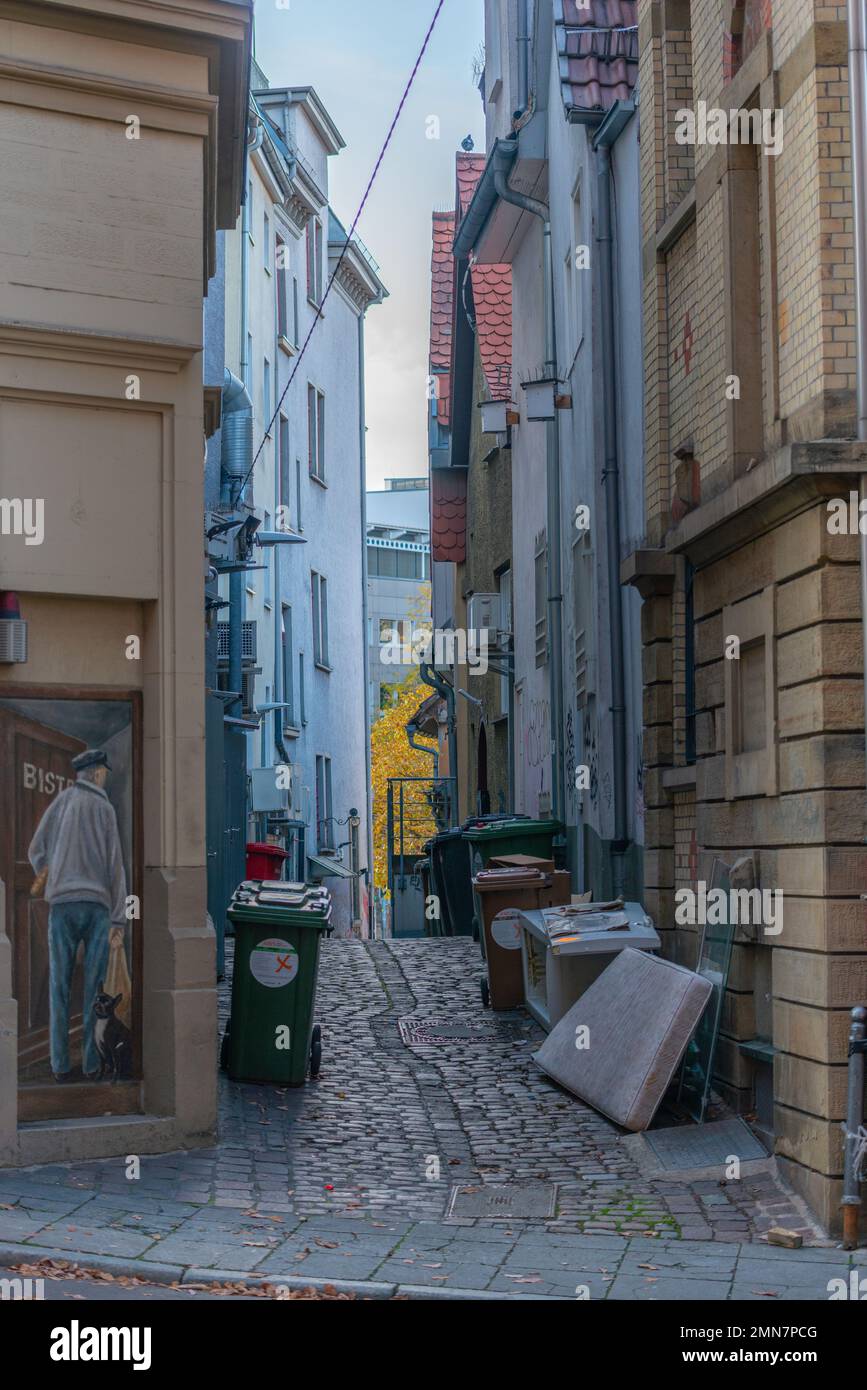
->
[533,947,713,1132]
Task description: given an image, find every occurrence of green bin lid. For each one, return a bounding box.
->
[462,818,562,841]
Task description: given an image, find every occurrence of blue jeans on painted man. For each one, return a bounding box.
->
[48,901,110,1076]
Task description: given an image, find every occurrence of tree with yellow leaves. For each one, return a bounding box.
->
[370,670,438,890]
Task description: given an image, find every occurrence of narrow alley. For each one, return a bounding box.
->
[0,936,848,1302]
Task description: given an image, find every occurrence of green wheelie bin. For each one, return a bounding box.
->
[222,881,332,1085]
[463,818,563,946]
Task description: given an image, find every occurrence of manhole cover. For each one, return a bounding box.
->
[398,1017,527,1045]
[447,1184,558,1219]
[643,1117,767,1170]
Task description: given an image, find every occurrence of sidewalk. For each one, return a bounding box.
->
[0,938,847,1301]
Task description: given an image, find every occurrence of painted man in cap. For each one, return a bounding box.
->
[28,749,127,1082]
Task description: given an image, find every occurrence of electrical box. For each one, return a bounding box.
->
[250,766,289,813]
[467,592,504,650]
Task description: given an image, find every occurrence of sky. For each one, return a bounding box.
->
[253,0,486,489]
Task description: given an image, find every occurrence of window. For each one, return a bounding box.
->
[306,217,323,305]
[315,754,333,850]
[379,618,397,643]
[299,650,307,725]
[308,384,325,481]
[367,545,426,579]
[497,566,512,717]
[276,234,287,337]
[534,530,548,667]
[293,276,299,346]
[572,529,595,707]
[295,457,303,531]
[264,510,272,607]
[723,586,778,799]
[311,570,329,667]
[279,416,291,516]
[263,358,271,430]
[263,211,270,270]
[281,603,296,727]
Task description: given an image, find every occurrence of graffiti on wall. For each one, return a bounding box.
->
[525,698,550,770]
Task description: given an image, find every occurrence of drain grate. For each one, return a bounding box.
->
[448,1183,558,1220]
[642,1116,767,1170]
[398,1017,528,1046]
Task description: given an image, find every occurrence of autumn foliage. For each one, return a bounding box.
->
[370,671,438,890]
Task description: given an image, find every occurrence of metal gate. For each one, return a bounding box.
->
[386,776,454,938]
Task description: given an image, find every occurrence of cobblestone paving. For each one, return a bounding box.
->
[0,937,841,1300]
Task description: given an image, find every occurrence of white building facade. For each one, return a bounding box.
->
[220,71,386,936]
[456,0,645,899]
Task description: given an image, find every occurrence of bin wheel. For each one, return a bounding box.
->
[480,977,490,1009]
[219,1025,230,1072]
[309,1024,322,1079]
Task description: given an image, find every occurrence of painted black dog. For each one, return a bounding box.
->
[92,986,132,1083]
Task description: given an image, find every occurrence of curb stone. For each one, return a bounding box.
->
[0,1242,183,1285]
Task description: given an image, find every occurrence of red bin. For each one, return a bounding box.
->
[245,841,287,881]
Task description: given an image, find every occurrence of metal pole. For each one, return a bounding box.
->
[842,1005,867,1248]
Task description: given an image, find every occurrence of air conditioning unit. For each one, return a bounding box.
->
[217,620,257,666]
[467,592,506,651]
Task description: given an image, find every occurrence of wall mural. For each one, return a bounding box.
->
[0,692,139,1119]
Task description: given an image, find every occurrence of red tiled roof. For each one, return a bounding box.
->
[555,0,638,115]
[471,263,512,400]
[456,152,485,217]
[430,467,467,564]
[455,153,513,402]
[430,211,455,427]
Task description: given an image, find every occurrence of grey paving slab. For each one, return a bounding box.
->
[735,1258,843,1289]
[141,1239,268,1271]
[606,1274,732,1301]
[24,1226,157,1258]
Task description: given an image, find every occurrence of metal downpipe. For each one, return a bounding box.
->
[595,142,629,897]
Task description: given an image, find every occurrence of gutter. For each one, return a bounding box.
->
[419,662,457,826]
[593,100,635,898]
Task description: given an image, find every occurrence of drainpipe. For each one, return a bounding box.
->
[517,0,530,114]
[843,0,867,1248]
[358,312,375,937]
[407,720,439,777]
[221,368,253,718]
[594,137,629,898]
[492,156,566,826]
[420,661,458,826]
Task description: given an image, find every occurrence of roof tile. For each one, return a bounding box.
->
[555,0,638,115]
[430,467,467,563]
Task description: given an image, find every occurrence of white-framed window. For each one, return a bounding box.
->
[306,216,323,305]
[307,383,325,482]
[534,530,548,667]
[281,602,296,728]
[311,570,329,668]
[263,211,270,270]
[279,415,291,514]
[276,233,288,337]
[315,753,333,850]
[263,357,271,431]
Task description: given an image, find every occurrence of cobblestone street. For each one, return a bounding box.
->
[0,937,853,1300]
